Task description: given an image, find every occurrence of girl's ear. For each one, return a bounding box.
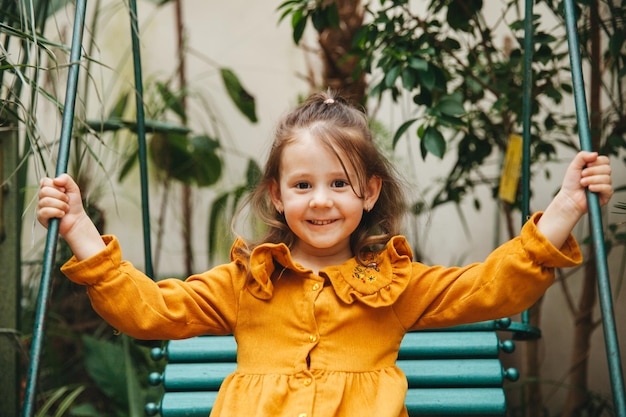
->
[365,175,382,211]
[269,180,284,213]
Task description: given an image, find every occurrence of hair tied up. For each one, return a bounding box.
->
[323,98,335,104]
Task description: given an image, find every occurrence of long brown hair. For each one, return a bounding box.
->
[235,90,407,264]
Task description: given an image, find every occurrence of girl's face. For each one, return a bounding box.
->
[269,132,381,267]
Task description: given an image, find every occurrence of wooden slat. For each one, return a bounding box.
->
[400,359,504,387]
[154,387,506,417]
[159,330,508,363]
[399,331,502,359]
[158,392,216,417]
[404,387,506,416]
[159,358,504,391]
[159,362,237,391]
[164,335,237,362]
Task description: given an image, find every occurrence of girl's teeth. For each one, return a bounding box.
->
[311,220,332,225]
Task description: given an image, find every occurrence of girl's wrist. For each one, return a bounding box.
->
[551,190,586,221]
[537,192,583,249]
[64,211,106,261]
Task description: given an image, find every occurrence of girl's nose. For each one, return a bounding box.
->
[309,190,333,208]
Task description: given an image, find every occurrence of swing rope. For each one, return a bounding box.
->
[562,0,626,413]
[21,1,88,415]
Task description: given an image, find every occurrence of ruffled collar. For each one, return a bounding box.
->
[235,236,414,306]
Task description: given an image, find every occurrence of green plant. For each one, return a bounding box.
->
[34,385,86,417]
[80,335,161,417]
[207,158,262,263]
[26,344,160,417]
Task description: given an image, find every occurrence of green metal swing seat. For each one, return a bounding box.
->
[145,319,523,417]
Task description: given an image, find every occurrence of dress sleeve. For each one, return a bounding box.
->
[61,235,244,340]
[394,212,582,331]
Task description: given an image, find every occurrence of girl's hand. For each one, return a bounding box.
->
[537,151,613,249]
[558,151,613,216]
[37,174,105,260]
[37,174,85,235]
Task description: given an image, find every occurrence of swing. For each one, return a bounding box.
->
[144,320,521,417]
[21,0,625,416]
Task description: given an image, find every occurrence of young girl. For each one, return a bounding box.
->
[38,91,613,417]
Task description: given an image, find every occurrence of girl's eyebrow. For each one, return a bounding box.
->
[284,169,350,178]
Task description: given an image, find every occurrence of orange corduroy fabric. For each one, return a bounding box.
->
[61,212,581,417]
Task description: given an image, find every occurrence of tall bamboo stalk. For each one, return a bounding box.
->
[128,0,153,279]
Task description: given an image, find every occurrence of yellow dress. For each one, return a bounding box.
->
[61,212,581,417]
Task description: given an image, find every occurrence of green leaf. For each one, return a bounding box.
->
[188,135,223,187]
[83,336,129,408]
[149,133,222,186]
[53,386,86,417]
[413,89,433,106]
[326,3,340,28]
[384,65,401,87]
[108,92,130,119]
[118,144,139,183]
[122,335,144,417]
[208,191,232,261]
[401,68,417,90]
[310,4,339,32]
[418,68,435,90]
[109,122,218,186]
[419,136,428,160]
[245,159,262,187]
[408,57,428,71]
[35,386,85,417]
[220,68,258,123]
[446,0,483,32]
[311,8,325,32]
[437,96,465,117]
[156,82,186,122]
[291,9,307,44]
[392,118,418,148]
[423,126,446,158]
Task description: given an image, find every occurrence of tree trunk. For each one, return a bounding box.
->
[318,0,366,103]
[175,0,194,276]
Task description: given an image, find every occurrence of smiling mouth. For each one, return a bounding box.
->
[309,219,335,225]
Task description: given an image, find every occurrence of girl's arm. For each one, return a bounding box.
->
[37,174,106,260]
[536,151,613,249]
